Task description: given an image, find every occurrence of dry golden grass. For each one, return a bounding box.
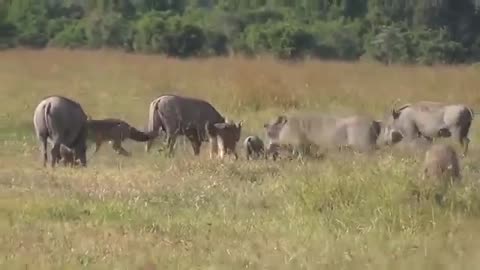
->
[1,48,480,269]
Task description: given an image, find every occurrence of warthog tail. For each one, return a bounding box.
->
[147,99,161,137]
[44,102,53,139]
[128,127,151,142]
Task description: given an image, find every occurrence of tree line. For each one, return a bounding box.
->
[1,0,480,64]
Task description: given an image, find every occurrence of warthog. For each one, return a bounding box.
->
[243,135,265,160]
[422,143,461,183]
[378,101,474,156]
[205,120,242,160]
[87,118,153,156]
[263,112,382,158]
[33,95,88,167]
[416,143,462,204]
[145,94,225,156]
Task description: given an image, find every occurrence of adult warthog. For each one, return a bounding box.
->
[378,101,474,156]
[145,94,226,156]
[263,112,382,159]
[33,95,88,167]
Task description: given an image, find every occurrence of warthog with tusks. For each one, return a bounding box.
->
[378,100,474,156]
[33,95,88,167]
[145,94,225,156]
[263,112,382,159]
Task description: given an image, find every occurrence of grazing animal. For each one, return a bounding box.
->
[87,118,153,156]
[416,143,462,204]
[145,94,225,156]
[264,142,298,161]
[422,143,461,183]
[33,95,88,167]
[378,101,474,156]
[243,135,265,160]
[263,112,382,159]
[265,142,280,161]
[59,145,79,167]
[205,120,242,160]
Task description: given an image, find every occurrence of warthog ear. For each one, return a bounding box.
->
[237,120,243,129]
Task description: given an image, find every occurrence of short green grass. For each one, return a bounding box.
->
[1,49,480,269]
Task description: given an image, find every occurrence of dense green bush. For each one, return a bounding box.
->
[1,0,480,64]
[0,21,17,49]
[50,21,87,48]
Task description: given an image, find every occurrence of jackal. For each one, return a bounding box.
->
[205,120,242,160]
[87,118,153,156]
[58,144,79,167]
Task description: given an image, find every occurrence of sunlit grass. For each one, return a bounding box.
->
[1,48,480,269]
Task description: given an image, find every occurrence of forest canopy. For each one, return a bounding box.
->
[1,0,480,64]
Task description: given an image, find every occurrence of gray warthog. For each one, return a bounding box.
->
[422,143,461,183]
[205,120,242,160]
[243,135,265,160]
[378,101,474,156]
[33,95,88,167]
[145,94,226,156]
[263,112,382,158]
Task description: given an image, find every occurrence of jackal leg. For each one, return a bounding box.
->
[94,136,103,154]
[112,140,131,156]
[217,138,225,159]
[208,137,218,159]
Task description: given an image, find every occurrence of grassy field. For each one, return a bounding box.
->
[1,49,480,269]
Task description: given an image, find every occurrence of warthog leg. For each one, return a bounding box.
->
[40,135,48,167]
[50,142,61,168]
[166,135,177,157]
[462,138,470,157]
[245,147,252,160]
[451,127,470,157]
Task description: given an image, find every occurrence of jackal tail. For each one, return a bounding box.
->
[128,126,152,142]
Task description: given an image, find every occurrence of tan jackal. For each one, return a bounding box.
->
[205,120,242,160]
[87,118,153,156]
[58,145,78,167]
